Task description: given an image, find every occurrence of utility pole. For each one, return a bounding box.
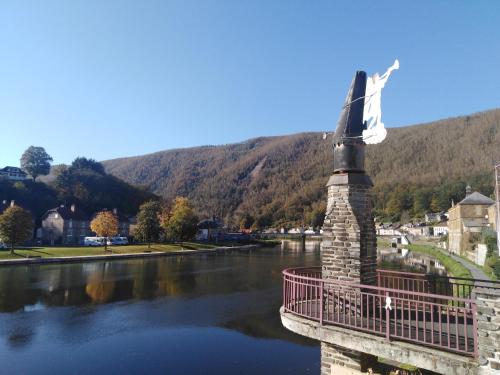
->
[495,163,500,255]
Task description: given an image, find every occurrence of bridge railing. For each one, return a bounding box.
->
[283,267,478,357]
[377,269,500,303]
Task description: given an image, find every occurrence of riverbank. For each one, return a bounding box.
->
[0,243,259,266]
[408,244,473,279]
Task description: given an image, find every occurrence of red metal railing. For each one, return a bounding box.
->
[377,269,500,305]
[282,267,478,356]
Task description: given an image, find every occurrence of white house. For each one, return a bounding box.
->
[433,222,448,237]
[0,166,28,181]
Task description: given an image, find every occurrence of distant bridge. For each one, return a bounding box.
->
[281,268,500,374]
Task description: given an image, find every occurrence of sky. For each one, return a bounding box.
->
[1,1,500,166]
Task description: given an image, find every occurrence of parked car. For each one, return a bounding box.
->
[106,237,129,246]
[84,237,105,246]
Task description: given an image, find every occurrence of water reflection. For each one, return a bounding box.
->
[378,248,447,275]
[0,245,321,374]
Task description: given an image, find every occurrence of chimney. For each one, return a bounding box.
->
[2,200,6,205]
[113,208,118,215]
[71,204,76,213]
[10,200,15,207]
[60,204,65,208]
[466,185,472,197]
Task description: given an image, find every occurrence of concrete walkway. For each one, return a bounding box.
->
[445,251,490,280]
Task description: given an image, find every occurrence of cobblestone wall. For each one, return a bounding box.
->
[475,287,500,374]
[320,173,378,373]
[321,176,377,285]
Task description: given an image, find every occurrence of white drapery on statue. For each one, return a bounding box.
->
[362,59,399,144]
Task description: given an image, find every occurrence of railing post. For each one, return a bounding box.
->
[385,291,390,341]
[319,280,324,325]
[472,301,478,358]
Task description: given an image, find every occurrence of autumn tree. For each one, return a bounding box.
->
[163,197,198,244]
[90,211,118,251]
[0,206,33,254]
[20,146,53,181]
[135,200,161,249]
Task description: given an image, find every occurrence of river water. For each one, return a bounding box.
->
[0,242,321,374]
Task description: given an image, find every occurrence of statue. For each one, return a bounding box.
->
[331,61,399,174]
[362,59,399,144]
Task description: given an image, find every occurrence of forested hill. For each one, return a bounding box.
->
[103,109,500,228]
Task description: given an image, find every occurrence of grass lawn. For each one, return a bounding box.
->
[0,242,220,260]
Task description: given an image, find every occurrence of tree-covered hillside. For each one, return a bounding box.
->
[0,158,157,224]
[103,109,500,228]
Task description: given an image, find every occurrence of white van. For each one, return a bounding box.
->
[84,237,105,246]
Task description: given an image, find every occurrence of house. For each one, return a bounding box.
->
[447,186,495,256]
[432,222,448,237]
[424,212,446,224]
[0,166,29,181]
[404,225,431,238]
[377,223,402,236]
[41,204,90,245]
[196,217,224,241]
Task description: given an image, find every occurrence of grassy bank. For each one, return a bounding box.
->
[0,242,220,260]
[408,244,472,279]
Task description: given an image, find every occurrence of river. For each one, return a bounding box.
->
[0,242,321,374]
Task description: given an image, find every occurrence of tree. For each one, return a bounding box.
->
[135,200,161,249]
[90,211,118,251]
[70,157,105,174]
[0,206,33,254]
[163,197,198,244]
[20,146,53,181]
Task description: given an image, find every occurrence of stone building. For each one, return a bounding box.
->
[41,204,90,245]
[447,186,494,256]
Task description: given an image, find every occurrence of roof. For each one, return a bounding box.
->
[198,218,223,229]
[434,221,448,227]
[459,192,494,206]
[0,166,27,175]
[43,205,89,221]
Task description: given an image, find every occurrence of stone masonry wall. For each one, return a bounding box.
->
[320,175,378,373]
[321,342,377,375]
[475,287,500,374]
[321,179,377,285]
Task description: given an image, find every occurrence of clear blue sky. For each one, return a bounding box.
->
[1,1,499,166]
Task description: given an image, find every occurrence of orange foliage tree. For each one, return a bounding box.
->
[90,211,118,251]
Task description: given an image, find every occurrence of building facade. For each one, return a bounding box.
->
[41,204,90,245]
[448,188,494,255]
[0,166,29,181]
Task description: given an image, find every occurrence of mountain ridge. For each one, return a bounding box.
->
[103,108,500,227]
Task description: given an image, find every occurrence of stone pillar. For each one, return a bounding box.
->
[321,342,377,375]
[321,173,377,285]
[474,287,500,374]
[320,173,378,373]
